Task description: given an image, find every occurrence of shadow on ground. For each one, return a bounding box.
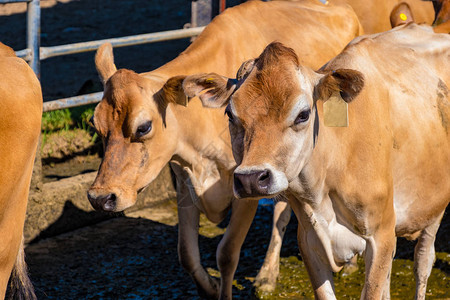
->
[25,203,449,299]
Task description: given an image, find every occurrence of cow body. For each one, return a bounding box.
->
[338,0,434,33]
[282,0,434,33]
[0,42,41,300]
[184,24,449,299]
[88,0,362,298]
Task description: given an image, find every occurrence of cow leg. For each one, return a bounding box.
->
[296,222,337,300]
[254,198,291,292]
[341,255,359,276]
[178,204,220,299]
[413,211,444,300]
[173,165,219,300]
[381,245,395,300]
[361,217,396,300]
[217,199,259,300]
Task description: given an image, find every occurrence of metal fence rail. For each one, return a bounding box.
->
[1,0,211,112]
[39,27,205,60]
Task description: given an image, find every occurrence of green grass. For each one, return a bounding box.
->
[42,104,96,133]
[41,104,98,152]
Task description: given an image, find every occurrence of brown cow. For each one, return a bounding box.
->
[390,0,450,32]
[0,42,41,300]
[183,24,449,299]
[429,0,450,33]
[87,0,362,298]
[282,0,434,33]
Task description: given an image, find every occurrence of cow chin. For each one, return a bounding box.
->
[87,186,137,212]
[233,164,289,199]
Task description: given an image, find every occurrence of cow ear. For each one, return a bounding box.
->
[315,69,364,103]
[162,75,189,106]
[95,43,117,86]
[390,2,414,28]
[182,73,237,108]
[236,59,255,81]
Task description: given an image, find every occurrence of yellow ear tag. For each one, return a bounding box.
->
[399,13,407,21]
[323,93,348,127]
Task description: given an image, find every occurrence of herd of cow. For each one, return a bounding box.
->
[0,0,449,299]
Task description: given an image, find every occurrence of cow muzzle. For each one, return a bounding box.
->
[233,169,273,199]
[87,190,118,212]
[233,165,289,199]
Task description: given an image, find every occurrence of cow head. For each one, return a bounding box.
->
[183,42,364,199]
[87,43,188,212]
[424,0,450,25]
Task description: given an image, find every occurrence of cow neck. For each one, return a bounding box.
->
[151,33,234,78]
[168,99,234,171]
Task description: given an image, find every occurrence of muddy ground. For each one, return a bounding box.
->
[25,172,450,299]
[1,0,449,299]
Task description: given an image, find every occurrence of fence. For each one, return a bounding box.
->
[0,0,220,112]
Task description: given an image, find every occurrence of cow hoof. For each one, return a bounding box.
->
[341,262,359,276]
[197,277,220,300]
[254,274,277,293]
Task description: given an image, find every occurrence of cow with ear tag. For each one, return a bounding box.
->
[183,24,450,299]
[87,0,364,298]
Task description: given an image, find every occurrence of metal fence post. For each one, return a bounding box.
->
[26,0,43,192]
[27,0,40,78]
[191,0,212,28]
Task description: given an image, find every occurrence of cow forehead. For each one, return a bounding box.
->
[95,70,154,135]
[103,69,145,111]
[232,65,307,124]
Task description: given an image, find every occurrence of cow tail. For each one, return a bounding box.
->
[6,237,36,300]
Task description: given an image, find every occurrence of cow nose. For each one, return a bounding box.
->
[87,191,117,212]
[234,169,272,198]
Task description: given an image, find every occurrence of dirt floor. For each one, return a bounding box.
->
[1,0,449,299]
[24,195,449,299]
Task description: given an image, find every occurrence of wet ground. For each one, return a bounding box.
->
[25,192,449,299]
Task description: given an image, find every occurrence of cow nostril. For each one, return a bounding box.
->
[87,191,117,212]
[257,170,271,187]
[103,193,117,211]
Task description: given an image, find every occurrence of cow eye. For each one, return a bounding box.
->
[136,121,152,138]
[294,109,310,125]
[225,105,235,123]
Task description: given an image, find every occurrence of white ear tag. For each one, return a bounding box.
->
[323,93,348,127]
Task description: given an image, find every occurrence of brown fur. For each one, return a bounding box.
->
[316,69,365,102]
[235,43,301,122]
[95,43,117,84]
[0,43,16,57]
[0,42,41,300]
[333,0,434,33]
[236,59,255,81]
[431,0,450,32]
[6,240,36,300]
[431,0,450,25]
[162,75,188,106]
[88,1,364,298]
[182,73,238,108]
[390,2,414,27]
[220,24,449,299]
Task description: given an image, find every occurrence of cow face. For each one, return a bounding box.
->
[183,42,363,199]
[427,0,450,25]
[87,43,186,212]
